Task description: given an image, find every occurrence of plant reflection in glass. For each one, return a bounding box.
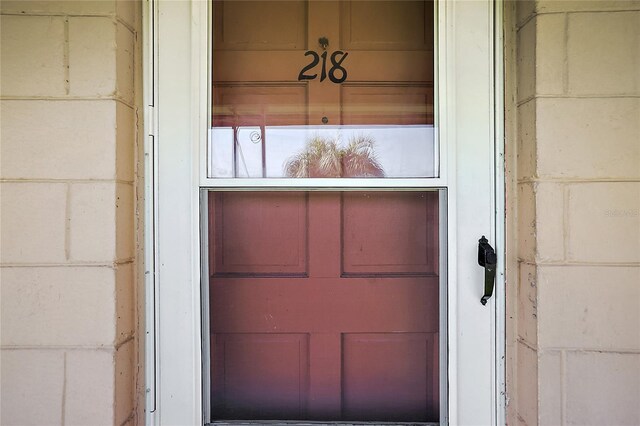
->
[284,135,385,178]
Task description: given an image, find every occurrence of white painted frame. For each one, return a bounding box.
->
[145,0,506,424]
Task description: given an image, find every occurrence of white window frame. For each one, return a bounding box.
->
[144,0,506,424]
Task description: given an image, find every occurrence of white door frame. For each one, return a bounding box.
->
[144,0,506,424]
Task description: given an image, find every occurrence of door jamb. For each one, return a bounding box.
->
[493,2,507,425]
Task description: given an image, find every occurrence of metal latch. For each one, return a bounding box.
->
[478,236,497,306]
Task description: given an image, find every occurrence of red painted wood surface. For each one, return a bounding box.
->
[209,191,439,422]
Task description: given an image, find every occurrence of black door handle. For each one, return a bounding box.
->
[478,236,497,306]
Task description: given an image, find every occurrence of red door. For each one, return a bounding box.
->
[209,0,437,421]
[209,191,440,421]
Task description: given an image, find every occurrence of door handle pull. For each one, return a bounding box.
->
[478,236,497,306]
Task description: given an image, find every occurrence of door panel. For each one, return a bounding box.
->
[213,1,307,50]
[211,192,308,275]
[212,85,308,127]
[341,85,434,125]
[209,191,440,421]
[342,333,439,422]
[212,333,310,420]
[341,191,438,275]
[340,0,433,50]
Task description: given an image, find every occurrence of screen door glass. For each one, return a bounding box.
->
[208,0,436,178]
[208,190,441,422]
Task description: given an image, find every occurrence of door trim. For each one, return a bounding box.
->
[493,2,507,425]
[145,0,506,424]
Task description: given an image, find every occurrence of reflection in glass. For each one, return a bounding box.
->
[209,0,435,178]
[284,135,384,178]
[210,125,435,178]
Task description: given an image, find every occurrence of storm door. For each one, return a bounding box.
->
[150,0,502,424]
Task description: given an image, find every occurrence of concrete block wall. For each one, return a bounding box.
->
[513,1,640,424]
[0,1,140,425]
[2,1,638,425]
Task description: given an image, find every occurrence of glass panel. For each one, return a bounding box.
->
[209,0,436,178]
[207,190,441,422]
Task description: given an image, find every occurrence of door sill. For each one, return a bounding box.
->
[208,422,438,426]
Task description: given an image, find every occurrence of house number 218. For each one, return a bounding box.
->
[298,50,349,84]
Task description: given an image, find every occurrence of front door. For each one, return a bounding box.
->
[207,0,442,422]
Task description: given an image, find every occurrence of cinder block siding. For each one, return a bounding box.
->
[513,1,640,425]
[0,1,139,425]
[2,1,639,425]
